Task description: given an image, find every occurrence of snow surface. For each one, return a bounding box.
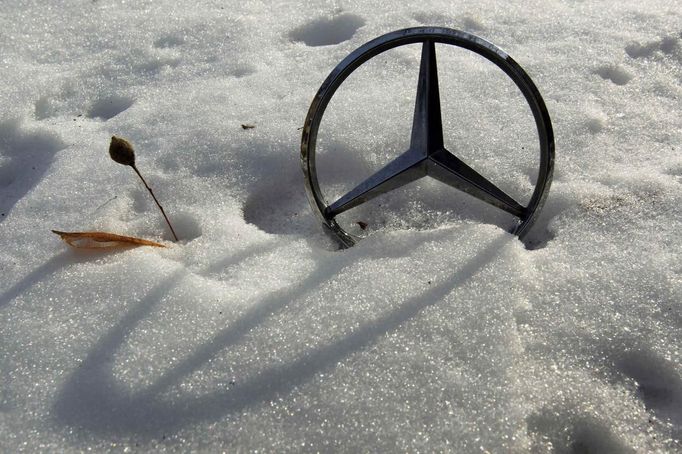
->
[1,0,681,452]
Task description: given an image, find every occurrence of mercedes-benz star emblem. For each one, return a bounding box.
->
[301,27,555,248]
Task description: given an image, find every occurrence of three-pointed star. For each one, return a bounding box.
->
[324,40,526,220]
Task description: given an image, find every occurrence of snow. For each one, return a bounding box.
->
[1,0,681,452]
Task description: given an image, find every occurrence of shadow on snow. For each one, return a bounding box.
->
[51,230,511,438]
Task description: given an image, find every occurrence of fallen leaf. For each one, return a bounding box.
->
[52,230,166,249]
[241,124,255,129]
[356,221,368,230]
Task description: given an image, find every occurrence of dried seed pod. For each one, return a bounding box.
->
[107,135,179,242]
[109,136,136,167]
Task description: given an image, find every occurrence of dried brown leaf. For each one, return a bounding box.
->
[52,230,166,249]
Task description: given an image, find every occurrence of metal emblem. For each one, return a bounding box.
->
[301,27,554,248]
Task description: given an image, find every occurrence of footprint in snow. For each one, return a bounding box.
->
[290,14,365,47]
[616,349,682,428]
[87,95,135,120]
[527,409,635,453]
[594,65,633,86]
[0,119,66,222]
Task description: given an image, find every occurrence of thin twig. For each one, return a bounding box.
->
[131,165,179,242]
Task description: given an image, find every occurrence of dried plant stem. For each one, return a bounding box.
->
[131,165,179,242]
